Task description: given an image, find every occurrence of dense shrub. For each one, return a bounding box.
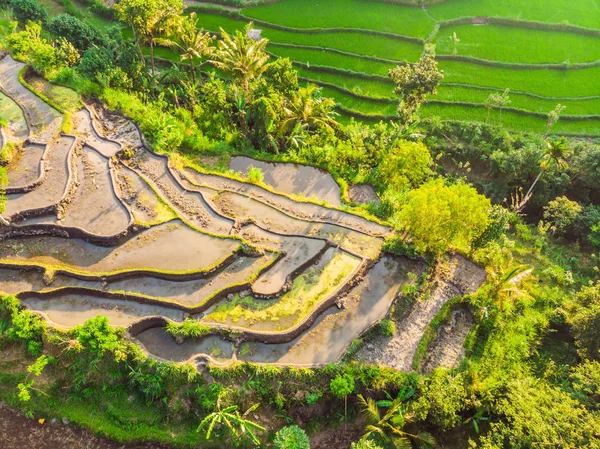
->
[48,14,105,52]
[9,0,47,24]
[378,318,396,337]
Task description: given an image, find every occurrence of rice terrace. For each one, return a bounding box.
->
[0,0,598,448]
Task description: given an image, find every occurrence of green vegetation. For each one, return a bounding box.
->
[0,1,599,448]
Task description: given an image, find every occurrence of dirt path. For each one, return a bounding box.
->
[355,254,486,371]
[0,403,169,449]
[421,308,474,373]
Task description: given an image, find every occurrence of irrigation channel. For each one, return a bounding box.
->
[0,53,485,370]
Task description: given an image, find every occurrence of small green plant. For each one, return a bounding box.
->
[247,166,263,184]
[378,318,396,337]
[330,373,355,427]
[305,391,322,405]
[273,425,310,449]
[165,319,212,339]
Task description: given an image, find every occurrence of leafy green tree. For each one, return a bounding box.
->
[388,51,443,122]
[330,373,355,427]
[210,22,270,93]
[197,392,265,446]
[488,88,511,124]
[412,371,468,430]
[156,12,214,83]
[273,425,310,449]
[517,137,571,211]
[471,204,511,250]
[6,21,57,75]
[543,196,582,235]
[358,395,435,449]
[567,281,600,361]
[9,0,47,24]
[115,0,182,75]
[377,139,433,191]
[478,378,600,448]
[279,85,338,138]
[399,179,491,254]
[265,57,298,96]
[48,14,105,52]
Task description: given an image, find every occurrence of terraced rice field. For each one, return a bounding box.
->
[188,0,600,136]
[3,53,470,369]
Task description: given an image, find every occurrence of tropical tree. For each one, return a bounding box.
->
[388,48,443,123]
[156,12,214,83]
[516,137,571,211]
[330,373,355,428]
[486,88,511,124]
[210,22,270,93]
[358,395,436,449]
[399,179,491,255]
[488,264,532,314]
[115,0,183,75]
[279,85,338,138]
[197,392,265,446]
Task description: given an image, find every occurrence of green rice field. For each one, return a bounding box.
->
[193,0,600,136]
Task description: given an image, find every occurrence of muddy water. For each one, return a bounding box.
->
[131,151,233,235]
[22,293,185,329]
[114,163,173,225]
[184,167,390,237]
[0,56,62,143]
[136,327,234,362]
[239,224,327,296]
[5,136,74,217]
[72,109,121,157]
[0,254,274,311]
[60,145,131,236]
[230,156,341,206]
[241,256,421,365]
[0,91,28,143]
[0,220,239,275]
[135,255,420,366]
[5,143,45,189]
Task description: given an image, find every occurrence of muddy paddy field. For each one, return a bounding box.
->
[0,53,485,375]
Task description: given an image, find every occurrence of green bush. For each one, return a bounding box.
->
[378,318,396,337]
[48,14,106,52]
[165,319,212,339]
[9,0,47,24]
[247,166,264,184]
[273,425,310,449]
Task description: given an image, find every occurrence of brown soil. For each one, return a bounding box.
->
[349,184,381,206]
[0,403,169,449]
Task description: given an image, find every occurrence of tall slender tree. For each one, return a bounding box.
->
[115,0,183,76]
[156,12,214,83]
[517,137,570,211]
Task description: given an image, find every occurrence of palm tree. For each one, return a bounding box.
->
[197,392,265,446]
[517,137,570,211]
[115,0,183,76]
[490,264,532,312]
[279,85,338,138]
[156,13,214,84]
[210,22,270,93]
[358,395,435,449]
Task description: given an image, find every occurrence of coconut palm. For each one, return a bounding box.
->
[491,264,532,312]
[517,137,570,211]
[197,392,264,446]
[210,22,270,93]
[358,395,435,449]
[156,12,214,83]
[279,85,338,137]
